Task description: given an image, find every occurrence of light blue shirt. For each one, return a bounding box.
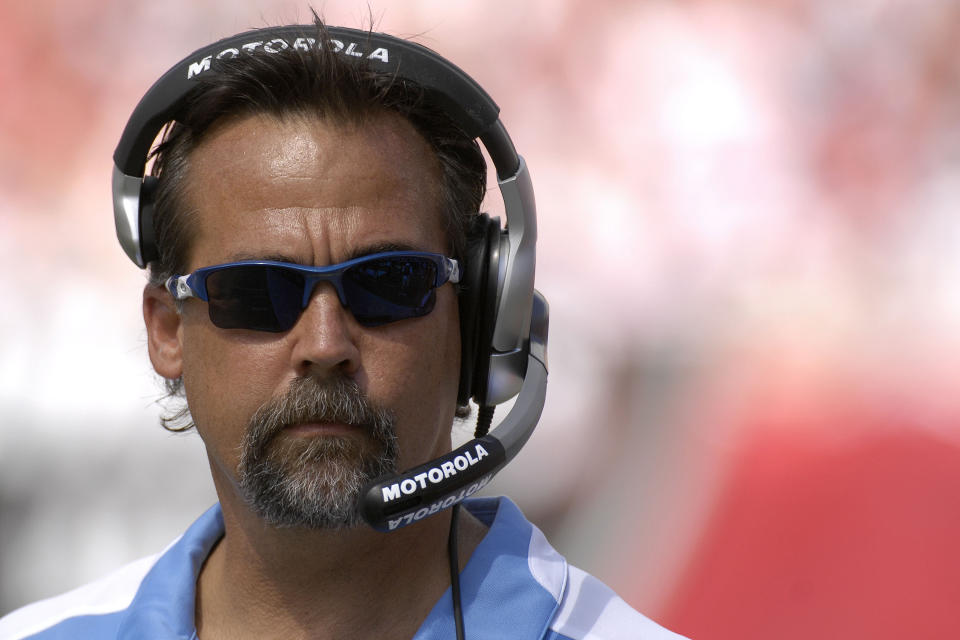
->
[0,497,686,639]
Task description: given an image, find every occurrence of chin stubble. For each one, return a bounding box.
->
[237,376,398,529]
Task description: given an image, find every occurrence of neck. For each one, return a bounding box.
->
[195,484,486,640]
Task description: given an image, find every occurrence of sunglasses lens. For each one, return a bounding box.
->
[343,256,439,326]
[205,265,304,332]
[198,255,444,332]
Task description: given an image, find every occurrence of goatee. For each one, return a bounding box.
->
[237,376,398,529]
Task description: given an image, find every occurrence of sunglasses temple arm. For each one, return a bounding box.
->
[446,258,462,284]
[165,275,198,300]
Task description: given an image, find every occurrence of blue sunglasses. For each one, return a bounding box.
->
[166,251,461,332]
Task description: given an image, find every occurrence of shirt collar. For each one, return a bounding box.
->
[415,496,567,639]
[117,504,224,640]
[114,497,565,639]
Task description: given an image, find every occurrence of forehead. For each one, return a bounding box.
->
[181,111,447,267]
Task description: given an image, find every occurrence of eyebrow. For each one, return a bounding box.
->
[342,241,422,262]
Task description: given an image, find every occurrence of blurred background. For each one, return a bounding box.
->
[3,0,960,637]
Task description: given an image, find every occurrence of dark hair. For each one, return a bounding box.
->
[148,21,487,430]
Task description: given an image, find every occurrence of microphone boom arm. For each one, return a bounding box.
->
[359,292,548,532]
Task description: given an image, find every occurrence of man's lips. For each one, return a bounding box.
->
[283,422,359,436]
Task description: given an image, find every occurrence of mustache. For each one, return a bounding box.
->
[241,376,396,461]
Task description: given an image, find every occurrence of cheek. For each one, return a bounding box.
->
[368,292,461,464]
[179,321,281,460]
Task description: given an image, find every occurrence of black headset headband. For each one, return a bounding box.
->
[113,24,548,531]
[113,25,519,180]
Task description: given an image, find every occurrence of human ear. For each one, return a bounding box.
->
[143,284,183,379]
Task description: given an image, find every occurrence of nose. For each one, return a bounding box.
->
[288,282,361,379]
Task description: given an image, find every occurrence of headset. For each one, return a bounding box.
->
[112,24,548,532]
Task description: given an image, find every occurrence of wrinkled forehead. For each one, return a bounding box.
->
[180,111,449,266]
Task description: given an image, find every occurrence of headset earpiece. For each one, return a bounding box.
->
[139,176,160,265]
[456,216,484,407]
[473,217,505,409]
[457,214,502,408]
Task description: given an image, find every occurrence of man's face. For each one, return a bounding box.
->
[162,111,461,527]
